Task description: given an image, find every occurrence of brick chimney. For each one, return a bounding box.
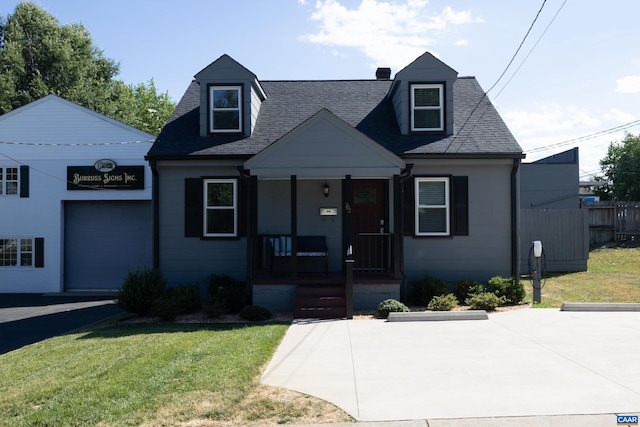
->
[376,67,391,80]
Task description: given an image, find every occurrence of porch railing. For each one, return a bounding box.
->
[353,233,392,273]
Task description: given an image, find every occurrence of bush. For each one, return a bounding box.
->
[410,275,450,306]
[453,279,484,304]
[427,293,459,311]
[465,292,504,311]
[117,268,166,315]
[377,299,409,319]
[207,274,246,314]
[151,283,201,321]
[239,305,272,321]
[487,276,525,304]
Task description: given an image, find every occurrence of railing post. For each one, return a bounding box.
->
[345,247,354,319]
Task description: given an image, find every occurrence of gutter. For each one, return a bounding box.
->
[150,160,160,270]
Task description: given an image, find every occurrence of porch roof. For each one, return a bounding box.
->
[244,108,405,179]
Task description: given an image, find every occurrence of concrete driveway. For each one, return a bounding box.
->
[0,294,123,354]
[261,309,640,423]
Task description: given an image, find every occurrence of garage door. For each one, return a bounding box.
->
[64,201,152,291]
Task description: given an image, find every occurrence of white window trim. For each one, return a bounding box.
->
[411,83,444,132]
[0,237,33,268]
[209,86,242,133]
[415,177,450,236]
[203,179,237,237]
[0,166,19,196]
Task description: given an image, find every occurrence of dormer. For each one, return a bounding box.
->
[388,52,458,136]
[194,54,267,137]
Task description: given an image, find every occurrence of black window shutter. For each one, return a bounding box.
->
[452,176,469,236]
[237,177,247,237]
[403,178,415,236]
[20,165,29,198]
[35,238,44,268]
[184,178,203,237]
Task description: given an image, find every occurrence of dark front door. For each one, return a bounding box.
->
[351,180,389,272]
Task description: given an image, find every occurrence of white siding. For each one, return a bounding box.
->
[0,96,153,293]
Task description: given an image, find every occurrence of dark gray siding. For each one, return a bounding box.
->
[157,163,247,284]
[520,163,579,209]
[403,160,513,283]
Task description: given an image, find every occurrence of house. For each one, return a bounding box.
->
[0,95,154,293]
[146,52,524,316]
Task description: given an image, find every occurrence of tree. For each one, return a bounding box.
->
[0,2,174,135]
[595,133,640,201]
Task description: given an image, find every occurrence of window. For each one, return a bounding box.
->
[0,238,33,267]
[411,84,444,131]
[415,178,449,236]
[0,167,19,196]
[209,86,242,133]
[204,179,237,237]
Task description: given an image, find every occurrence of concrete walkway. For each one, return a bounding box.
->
[261,309,640,424]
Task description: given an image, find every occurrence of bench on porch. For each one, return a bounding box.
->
[266,235,328,275]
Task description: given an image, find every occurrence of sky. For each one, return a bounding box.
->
[3,0,640,179]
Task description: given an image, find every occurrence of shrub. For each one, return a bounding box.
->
[465,292,504,311]
[487,276,525,304]
[377,299,409,319]
[207,274,246,314]
[427,293,459,311]
[117,268,166,315]
[410,275,450,306]
[453,279,484,304]
[239,305,272,321]
[151,283,201,321]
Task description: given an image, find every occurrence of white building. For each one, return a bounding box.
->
[0,95,154,293]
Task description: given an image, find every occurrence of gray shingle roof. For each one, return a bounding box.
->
[147,77,522,158]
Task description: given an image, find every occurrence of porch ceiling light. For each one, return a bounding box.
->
[323,182,330,197]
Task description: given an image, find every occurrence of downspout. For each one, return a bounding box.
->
[397,164,413,302]
[511,158,521,281]
[150,160,160,270]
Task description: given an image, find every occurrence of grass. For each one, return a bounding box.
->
[524,246,640,308]
[0,321,351,426]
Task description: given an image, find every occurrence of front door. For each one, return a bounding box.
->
[351,180,389,272]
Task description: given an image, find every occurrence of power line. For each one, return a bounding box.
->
[0,139,154,147]
[447,0,552,152]
[525,119,640,154]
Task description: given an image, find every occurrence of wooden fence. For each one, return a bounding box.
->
[584,201,640,246]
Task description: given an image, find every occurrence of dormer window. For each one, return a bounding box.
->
[411,83,444,132]
[209,86,242,133]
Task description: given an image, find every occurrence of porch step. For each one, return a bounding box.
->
[294,284,346,319]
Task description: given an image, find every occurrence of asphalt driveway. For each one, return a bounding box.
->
[0,294,123,354]
[262,308,640,423]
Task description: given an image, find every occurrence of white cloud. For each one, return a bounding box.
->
[502,103,634,174]
[503,103,600,138]
[615,75,640,93]
[455,39,468,46]
[300,0,482,70]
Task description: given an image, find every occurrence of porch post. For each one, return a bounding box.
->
[393,175,402,280]
[342,175,353,272]
[290,175,298,278]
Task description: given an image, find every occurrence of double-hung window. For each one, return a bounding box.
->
[204,179,237,237]
[0,238,33,267]
[411,84,444,132]
[0,167,19,196]
[415,177,450,236]
[209,86,242,133]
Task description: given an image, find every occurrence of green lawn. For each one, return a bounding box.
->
[524,246,640,307]
[0,321,348,426]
